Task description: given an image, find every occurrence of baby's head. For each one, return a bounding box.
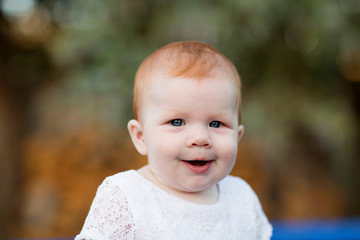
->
[128,41,244,200]
[133,41,242,123]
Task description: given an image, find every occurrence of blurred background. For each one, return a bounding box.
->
[0,0,359,238]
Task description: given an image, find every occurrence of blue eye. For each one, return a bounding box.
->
[170,119,183,127]
[209,121,221,128]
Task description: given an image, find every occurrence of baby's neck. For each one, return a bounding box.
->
[138,165,219,205]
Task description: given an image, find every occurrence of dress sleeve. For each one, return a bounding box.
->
[252,191,273,240]
[75,178,135,240]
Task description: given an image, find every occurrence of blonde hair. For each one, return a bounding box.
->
[133,41,242,122]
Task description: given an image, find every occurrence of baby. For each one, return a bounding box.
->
[76,41,272,239]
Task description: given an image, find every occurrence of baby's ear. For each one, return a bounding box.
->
[238,125,245,141]
[127,119,147,155]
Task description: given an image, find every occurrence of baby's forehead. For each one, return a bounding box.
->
[144,74,239,111]
[145,70,237,92]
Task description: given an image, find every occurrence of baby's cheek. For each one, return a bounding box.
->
[153,140,178,158]
[220,140,238,159]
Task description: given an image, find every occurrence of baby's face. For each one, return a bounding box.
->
[139,72,243,194]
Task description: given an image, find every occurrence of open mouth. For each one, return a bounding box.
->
[182,160,213,173]
[185,160,209,166]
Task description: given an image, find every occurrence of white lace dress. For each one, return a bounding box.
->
[75,170,272,240]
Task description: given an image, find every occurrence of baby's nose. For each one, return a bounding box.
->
[187,126,212,148]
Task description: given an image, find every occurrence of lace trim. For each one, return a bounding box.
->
[76,179,135,240]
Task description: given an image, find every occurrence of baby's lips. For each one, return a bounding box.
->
[182,160,213,173]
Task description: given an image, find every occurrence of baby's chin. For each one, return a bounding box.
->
[174,182,220,204]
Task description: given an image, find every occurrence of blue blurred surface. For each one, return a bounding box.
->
[271,218,360,240]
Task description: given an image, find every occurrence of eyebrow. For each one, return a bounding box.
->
[162,109,188,117]
[209,111,236,120]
